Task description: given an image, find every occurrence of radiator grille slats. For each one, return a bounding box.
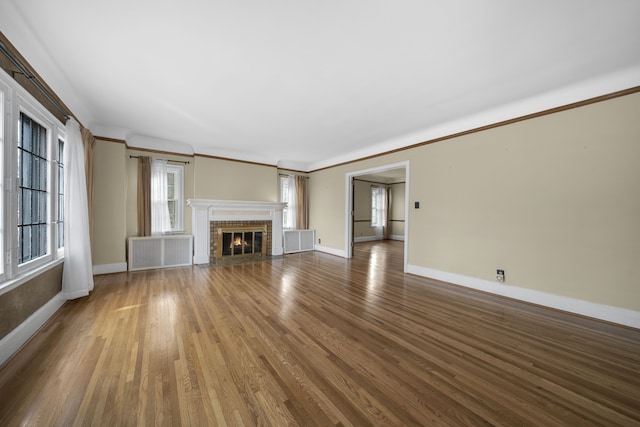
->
[283,230,315,254]
[128,235,193,271]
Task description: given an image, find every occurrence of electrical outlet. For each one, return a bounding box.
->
[317,238,321,244]
[496,269,505,282]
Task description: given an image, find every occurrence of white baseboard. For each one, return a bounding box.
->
[407,265,640,329]
[93,262,128,275]
[0,292,65,367]
[354,235,404,242]
[354,235,381,243]
[314,245,347,258]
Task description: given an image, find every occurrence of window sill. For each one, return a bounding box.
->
[0,258,64,297]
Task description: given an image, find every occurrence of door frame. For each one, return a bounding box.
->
[345,160,410,272]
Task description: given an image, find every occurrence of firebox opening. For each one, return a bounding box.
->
[221,230,263,257]
[216,225,268,260]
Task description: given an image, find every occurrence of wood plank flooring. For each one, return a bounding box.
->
[0,240,639,426]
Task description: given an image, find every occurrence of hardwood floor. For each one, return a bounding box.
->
[1,241,639,426]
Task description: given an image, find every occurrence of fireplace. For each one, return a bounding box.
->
[210,220,272,264]
[187,199,286,265]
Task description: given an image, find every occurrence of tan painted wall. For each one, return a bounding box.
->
[310,166,352,248]
[193,156,277,202]
[93,140,127,266]
[309,92,640,311]
[389,182,405,237]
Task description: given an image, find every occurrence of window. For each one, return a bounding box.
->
[0,70,65,285]
[150,160,184,234]
[280,175,290,228]
[165,164,183,232]
[17,112,49,264]
[371,186,385,227]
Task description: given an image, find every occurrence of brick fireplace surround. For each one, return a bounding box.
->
[210,220,272,263]
[187,200,286,265]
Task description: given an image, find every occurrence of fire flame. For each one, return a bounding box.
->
[231,237,248,248]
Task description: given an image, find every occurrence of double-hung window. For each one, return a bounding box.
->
[280,175,290,229]
[149,160,184,234]
[165,164,183,233]
[371,186,385,227]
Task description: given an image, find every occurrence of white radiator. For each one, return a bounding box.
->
[128,235,193,271]
[283,229,315,254]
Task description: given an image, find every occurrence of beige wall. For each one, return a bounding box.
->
[309,92,640,311]
[310,166,353,248]
[389,182,405,237]
[193,156,277,202]
[93,140,127,266]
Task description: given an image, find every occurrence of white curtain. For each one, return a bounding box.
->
[373,186,386,227]
[151,159,171,235]
[62,118,94,300]
[286,174,297,229]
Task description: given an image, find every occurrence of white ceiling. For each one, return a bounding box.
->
[2,1,640,171]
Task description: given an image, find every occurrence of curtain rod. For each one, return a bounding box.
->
[129,155,190,165]
[0,40,71,121]
[278,173,309,178]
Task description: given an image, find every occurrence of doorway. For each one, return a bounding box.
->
[345,161,410,272]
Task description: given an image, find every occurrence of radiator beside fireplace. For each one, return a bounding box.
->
[283,229,315,254]
[128,235,193,271]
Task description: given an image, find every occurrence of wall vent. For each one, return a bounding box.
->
[283,230,315,254]
[128,235,193,271]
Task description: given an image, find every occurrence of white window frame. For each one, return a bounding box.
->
[0,68,65,289]
[165,163,184,233]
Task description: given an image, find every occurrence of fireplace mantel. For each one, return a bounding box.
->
[187,199,286,264]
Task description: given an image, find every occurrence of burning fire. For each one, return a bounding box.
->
[231,237,248,248]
